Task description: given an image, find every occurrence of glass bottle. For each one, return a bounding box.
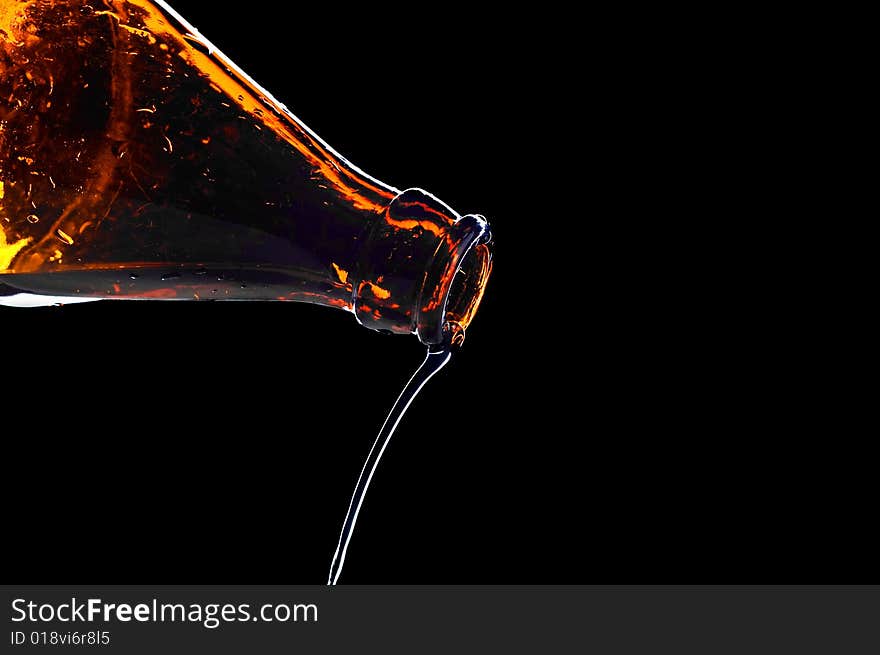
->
[0,0,492,344]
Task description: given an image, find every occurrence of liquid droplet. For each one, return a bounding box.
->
[193,267,208,276]
[161,272,181,281]
[129,273,139,280]
[56,229,74,245]
[26,214,39,224]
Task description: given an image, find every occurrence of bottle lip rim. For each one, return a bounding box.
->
[414,213,493,346]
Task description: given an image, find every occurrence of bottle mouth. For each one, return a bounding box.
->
[415,214,493,345]
[353,189,493,345]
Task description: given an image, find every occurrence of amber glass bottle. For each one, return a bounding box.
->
[0,0,492,344]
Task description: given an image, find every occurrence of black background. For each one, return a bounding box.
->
[3,2,872,583]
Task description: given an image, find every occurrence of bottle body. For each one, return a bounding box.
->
[0,0,491,343]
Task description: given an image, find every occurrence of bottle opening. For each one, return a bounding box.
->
[415,213,493,345]
[444,238,492,337]
[353,189,493,345]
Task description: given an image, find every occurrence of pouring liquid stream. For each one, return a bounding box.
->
[328,339,455,585]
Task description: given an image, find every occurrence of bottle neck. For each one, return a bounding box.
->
[354,188,493,345]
